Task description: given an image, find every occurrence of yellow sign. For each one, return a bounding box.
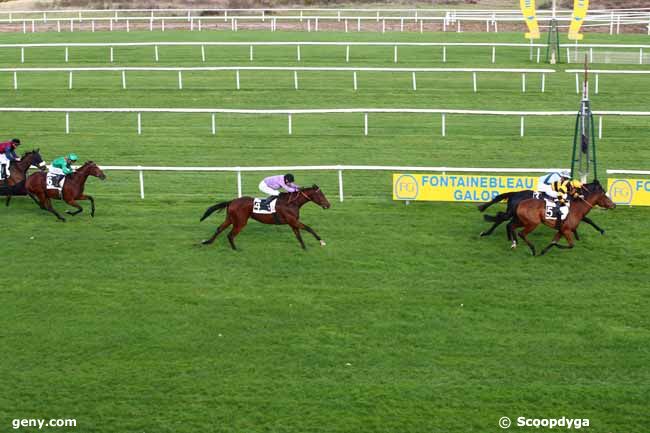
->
[568,0,589,40]
[393,174,537,202]
[607,178,650,206]
[520,0,540,39]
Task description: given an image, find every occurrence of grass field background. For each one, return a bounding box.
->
[1,29,649,433]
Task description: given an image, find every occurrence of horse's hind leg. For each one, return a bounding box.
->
[506,220,520,249]
[5,195,11,207]
[202,215,232,245]
[227,219,248,251]
[44,197,66,222]
[517,226,537,256]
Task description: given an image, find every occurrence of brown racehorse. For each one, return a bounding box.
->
[507,180,615,256]
[26,161,106,222]
[1,150,47,207]
[200,185,331,250]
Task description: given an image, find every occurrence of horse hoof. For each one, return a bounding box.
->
[320,240,326,247]
[201,239,211,245]
[600,230,605,235]
[479,231,485,237]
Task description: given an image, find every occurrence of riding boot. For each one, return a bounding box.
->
[0,164,6,181]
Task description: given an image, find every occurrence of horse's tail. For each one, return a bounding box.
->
[477,192,517,212]
[200,201,231,222]
[483,211,510,223]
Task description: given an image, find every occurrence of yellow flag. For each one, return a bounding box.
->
[568,0,589,40]
[520,0,540,39]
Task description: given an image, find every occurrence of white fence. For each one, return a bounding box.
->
[3,66,555,93]
[2,107,649,138]
[566,69,650,94]
[1,41,551,65]
[607,169,650,175]
[0,8,648,34]
[95,164,567,201]
[6,41,650,66]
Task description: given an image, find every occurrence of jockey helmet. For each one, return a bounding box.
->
[11,138,20,145]
[559,169,571,178]
[67,153,78,161]
[284,173,295,183]
[570,179,583,189]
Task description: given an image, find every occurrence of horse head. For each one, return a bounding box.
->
[582,180,616,210]
[79,161,107,181]
[22,149,47,171]
[303,185,330,209]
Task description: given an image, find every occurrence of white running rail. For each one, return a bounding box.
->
[2,107,648,138]
[94,164,568,201]
[3,66,555,93]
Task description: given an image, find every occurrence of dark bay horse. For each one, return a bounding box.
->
[200,185,331,250]
[506,181,615,256]
[478,190,605,239]
[26,161,106,222]
[1,150,47,206]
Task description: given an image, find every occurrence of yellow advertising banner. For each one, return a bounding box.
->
[568,0,589,40]
[393,174,538,202]
[519,0,540,39]
[607,178,650,206]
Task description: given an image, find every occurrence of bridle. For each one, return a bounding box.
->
[288,188,318,204]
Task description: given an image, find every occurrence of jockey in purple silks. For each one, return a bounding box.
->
[258,173,300,207]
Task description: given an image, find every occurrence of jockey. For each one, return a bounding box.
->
[541,171,583,221]
[258,173,300,207]
[48,153,78,188]
[537,169,571,199]
[0,138,21,180]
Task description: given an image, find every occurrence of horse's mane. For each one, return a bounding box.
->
[278,184,319,197]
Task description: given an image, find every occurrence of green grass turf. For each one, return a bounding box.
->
[1,30,649,433]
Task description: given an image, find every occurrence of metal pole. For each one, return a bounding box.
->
[394,45,398,63]
[364,113,368,136]
[236,70,240,90]
[68,71,72,90]
[122,70,126,89]
[110,46,114,62]
[442,113,446,137]
[201,45,205,62]
[522,73,526,93]
[211,113,216,135]
[294,71,298,90]
[520,116,525,137]
[65,112,70,134]
[288,114,292,135]
[412,72,417,91]
[178,71,183,90]
[155,45,159,62]
[137,112,142,135]
[598,116,602,139]
[353,71,357,90]
[473,72,477,92]
[13,72,17,90]
[338,168,344,202]
[237,170,242,198]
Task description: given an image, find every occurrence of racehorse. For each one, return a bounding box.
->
[506,180,615,256]
[200,185,331,250]
[1,149,47,207]
[26,161,106,222]
[478,190,606,240]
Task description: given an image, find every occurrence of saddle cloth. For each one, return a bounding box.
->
[46,174,65,191]
[252,198,277,214]
[544,198,570,221]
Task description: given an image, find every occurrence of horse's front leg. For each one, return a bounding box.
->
[554,230,575,250]
[582,216,605,235]
[78,194,95,217]
[64,199,83,216]
[540,231,563,256]
[298,222,326,246]
[5,195,11,207]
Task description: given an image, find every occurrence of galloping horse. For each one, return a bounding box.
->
[1,149,47,207]
[200,185,331,250]
[26,161,106,222]
[506,180,615,256]
[478,190,606,239]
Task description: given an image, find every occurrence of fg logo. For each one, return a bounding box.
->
[608,180,633,205]
[394,175,418,200]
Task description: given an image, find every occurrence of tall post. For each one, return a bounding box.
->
[571,56,597,182]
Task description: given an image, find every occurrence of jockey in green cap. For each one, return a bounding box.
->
[48,153,78,188]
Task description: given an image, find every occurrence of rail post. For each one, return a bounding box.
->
[139,166,145,199]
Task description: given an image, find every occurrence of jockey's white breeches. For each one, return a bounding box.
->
[258,181,279,196]
[0,154,8,165]
[48,166,65,176]
[537,181,558,199]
